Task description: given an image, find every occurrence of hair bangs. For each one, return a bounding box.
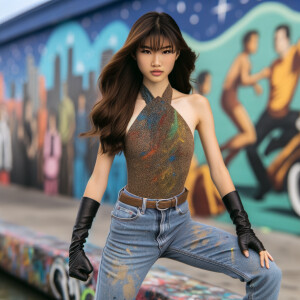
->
[139,28,178,53]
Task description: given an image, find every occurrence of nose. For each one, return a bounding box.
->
[152,52,161,66]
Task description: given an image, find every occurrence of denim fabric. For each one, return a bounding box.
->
[95,185,282,300]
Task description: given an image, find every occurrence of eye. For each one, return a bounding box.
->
[163,50,172,54]
[141,50,151,54]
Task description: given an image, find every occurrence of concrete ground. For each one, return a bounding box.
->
[0,183,299,300]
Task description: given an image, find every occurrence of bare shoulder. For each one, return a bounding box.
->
[238,52,247,60]
[189,92,208,105]
[171,88,198,109]
[172,89,209,127]
[171,88,202,105]
[190,93,212,125]
[239,52,251,65]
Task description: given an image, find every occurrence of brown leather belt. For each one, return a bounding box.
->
[118,187,189,210]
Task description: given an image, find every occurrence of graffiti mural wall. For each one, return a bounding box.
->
[0,0,299,234]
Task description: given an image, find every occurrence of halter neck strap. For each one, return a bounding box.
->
[140,82,173,104]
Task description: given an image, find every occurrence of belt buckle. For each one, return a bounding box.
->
[155,199,169,211]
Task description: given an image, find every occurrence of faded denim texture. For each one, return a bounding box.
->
[95,186,282,300]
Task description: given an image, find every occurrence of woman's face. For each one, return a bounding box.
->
[135,36,179,84]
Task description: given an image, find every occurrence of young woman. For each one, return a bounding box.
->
[68,12,282,300]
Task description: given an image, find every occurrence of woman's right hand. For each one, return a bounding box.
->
[68,196,100,281]
[69,248,94,281]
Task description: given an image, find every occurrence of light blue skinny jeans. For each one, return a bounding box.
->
[95,185,282,300]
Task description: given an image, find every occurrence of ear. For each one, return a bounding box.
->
[175,51,180,60]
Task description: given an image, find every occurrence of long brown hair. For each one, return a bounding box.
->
[80,11,198,156]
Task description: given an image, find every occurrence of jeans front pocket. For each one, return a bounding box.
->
[176,199,189,215]
[111,200,141,221]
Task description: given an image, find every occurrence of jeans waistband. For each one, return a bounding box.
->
[118,185,186,201]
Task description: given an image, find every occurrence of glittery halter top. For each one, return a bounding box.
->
[124,82,194,199]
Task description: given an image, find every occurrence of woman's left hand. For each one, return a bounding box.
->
[242,249,274,269]
[260,250,274,269]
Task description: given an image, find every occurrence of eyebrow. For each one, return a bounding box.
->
[140,45,172,50]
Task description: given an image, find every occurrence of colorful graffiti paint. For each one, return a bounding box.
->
[0,219,101,299]
[0,219,243,299]
[138,265,243,300]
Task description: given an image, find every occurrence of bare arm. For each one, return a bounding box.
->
[193,94,274,265]
[68,141,115,281]
[194,94,235,197]
[295,39,300,69]
[83,142,115,203]
[240,57,269,85]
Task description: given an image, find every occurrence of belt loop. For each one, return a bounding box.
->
[141,197,147,214]
[174,195,179,211]
[117,185,125,199]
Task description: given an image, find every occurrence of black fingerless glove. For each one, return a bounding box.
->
[68,196,100,281]
[222,190,265,255]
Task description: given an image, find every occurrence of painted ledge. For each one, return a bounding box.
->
[0,219,243,299]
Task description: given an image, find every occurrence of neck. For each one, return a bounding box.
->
[142,79,170,98]
[279,45,290,58]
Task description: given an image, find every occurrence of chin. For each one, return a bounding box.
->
[145,75,165,82]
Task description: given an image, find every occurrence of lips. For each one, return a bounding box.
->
[151,70,163,76]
